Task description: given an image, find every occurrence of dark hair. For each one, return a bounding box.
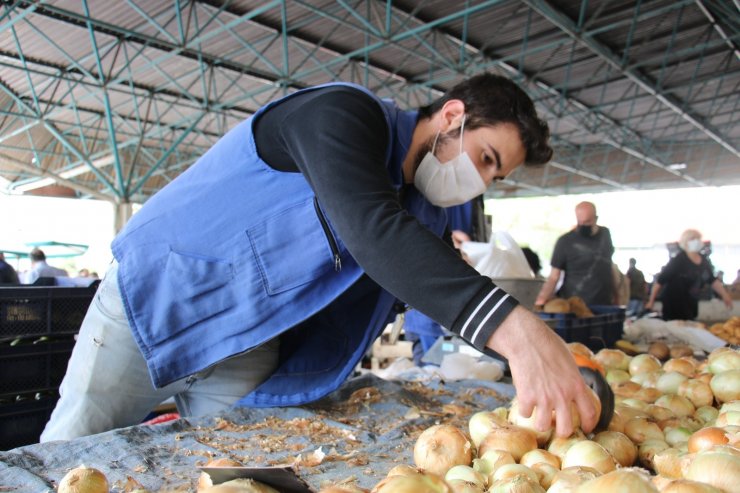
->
[30,248,46,262]
[418,74,552,166]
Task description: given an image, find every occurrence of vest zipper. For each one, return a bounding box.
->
[313,197,342,271]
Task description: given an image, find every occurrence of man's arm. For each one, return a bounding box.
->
[535,267,562,306]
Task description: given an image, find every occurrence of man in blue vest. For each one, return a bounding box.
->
[42,74,598,442]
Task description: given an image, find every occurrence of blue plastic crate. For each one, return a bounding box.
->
[538,305,626,351]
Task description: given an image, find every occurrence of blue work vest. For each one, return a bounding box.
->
[112,83,447,406]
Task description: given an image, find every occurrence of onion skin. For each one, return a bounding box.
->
[625,417,665,444]
[472,449,515,478]
[710,370,740,403]
[488,475,545,493]
[414,424,473,477]
[662,479,723,492]
[198,458,244,491]
[575,468,658,492]
[655,395,696,418]
[371,473,452,493]
[638,439,671,470]
[530,463,558,490]
[546,466,601,493]
[684,451,740,492]
[694,406,719,425]
[386,465,423,478]
[446,480,484,493]
[57,466,109,493]
[678,380,714,409]
[546,430,587,461]
[468,411,508,448]
[653,448,686,479]
[200,478,281,493]
[561,440,618,474]
[687,427,729,453]
[519,449,560,469]
[477,426,537,462]
[593,431,637,467]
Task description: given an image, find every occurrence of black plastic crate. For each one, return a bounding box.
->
[0,284,97,340]
[538,305,626,351]
[0,393,59,450]
[0,337,76,394]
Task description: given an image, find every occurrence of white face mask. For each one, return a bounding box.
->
[686,238,703,252]
[413,116,487,207]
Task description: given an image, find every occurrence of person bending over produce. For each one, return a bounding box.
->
[42,74,598,442]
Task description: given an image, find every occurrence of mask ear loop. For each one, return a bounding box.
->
[459,114,466,154]
[431,130,441,154]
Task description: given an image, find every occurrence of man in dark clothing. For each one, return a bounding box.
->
[626,258,647,316]
[0,252,20,285]
[535,201,615,306]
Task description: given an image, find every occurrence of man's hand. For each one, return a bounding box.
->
[487,306,598,437]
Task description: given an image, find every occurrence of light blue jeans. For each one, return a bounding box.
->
[41,261,279,442]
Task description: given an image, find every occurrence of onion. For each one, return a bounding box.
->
[491,464,538,484]
[705,444,740,457]
[636,371,665,389]
[477,426,537,462]
[444,465,485,489]
[546,430,587,461]
[687,427,729,453]
[664,427,692,447]
[507,398,553,446]
[716,411,740,427]
[413,424,473,477]
[530,463,558,490]
[710,370,740,403]
[472,450,515,478]
[372,473,452,493]
[695,406,719,424]
[630,354,662,376]
[638,439,671,470]
[625,417,665,444]
[635,387,663,404]
[622,398,650,411]
[719,401,740,414]
[663,358,696,378]
[519,449,560,469]
[568,342,594,359]
[198,458,244,491]
[678,380,714,408]
[593,431,637,467]
[546,467,601,493]
[649,342,670,361]
[612,380,642,398]
[658,372,689,395]
[684,451,740,491]
[574,468,658,492]
[201,479,280,493]
[446,480,484,493]
[708,351,740,374]
[561,440,618,474]
[647,404,676,422]
[606,370,631,385]
[671,346,695,359]
[595,349,631,371]
[662,479,723,492]
[468,411,508,448]
[319,486,370,493]
[386,465,423,477]
[57,466,109,493]
[655,395,695,418]
[653,448,686,478]
[694,373,713,386]
[487,475,545,493]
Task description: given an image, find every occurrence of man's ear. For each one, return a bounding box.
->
[438,99,466,132]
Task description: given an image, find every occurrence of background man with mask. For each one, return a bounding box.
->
[535,201,616,306]
[42,74,598,443]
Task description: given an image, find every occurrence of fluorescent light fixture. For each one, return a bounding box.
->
[668,163,687,170]
[13,154,115,193]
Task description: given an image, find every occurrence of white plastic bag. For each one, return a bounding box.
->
[463,231,533,279]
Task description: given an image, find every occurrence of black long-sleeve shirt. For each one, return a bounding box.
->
[253,86,517,351]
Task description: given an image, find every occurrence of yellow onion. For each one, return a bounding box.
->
[694,373,713,385]
[662,479,723,492]
[664,427,692,447]
[519,449,560,469]
[57,466,109,493]
[477,426,537,462]
[653,448,687,478]
[678,380,714,409]
[575,468,658,492]
[530,463,558,490]
[595,349,631,370]
[487,475,545,493]
[201,479,279,493]
[491,464,538,484]
[637,371,666,389]
[198,458,244,491]
[472,449,515,478]
[507,398,553,447]
[687,427,729,453]
[695,406,719,424]
[622,398,650,411]
[612,381,641,398]
[593,431,637,467]
[444,465,485,489]
[705,444,740,457]
[652,474,675,490]
[625,417,665,444]
[546,430,587,461]
[630,354,662,376]
[468,411,509,448]
[708,351,740,374]
[319,486,370,493]
[546,466,601,493]
[561,440,618,474]
[606,370,631,385]
[413,424,473,477]
[657,372,689,395]
[647,404,676,422]
[683,451,740,491]
[655,395,696,418]
[635,387,663,404]
[638,439,671,470]
[386,465,423,478]
[710,370,740,403]
[608,405,647,434]
[716,410,740,427]
[719,401,740,414]
[446,479,483,493]
[568,342,594,358]
[371,473,451,493]
[664,359,697,378]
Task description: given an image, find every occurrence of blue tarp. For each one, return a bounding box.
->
[0,374,514,492]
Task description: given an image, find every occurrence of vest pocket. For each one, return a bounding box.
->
[247,198,341,295]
